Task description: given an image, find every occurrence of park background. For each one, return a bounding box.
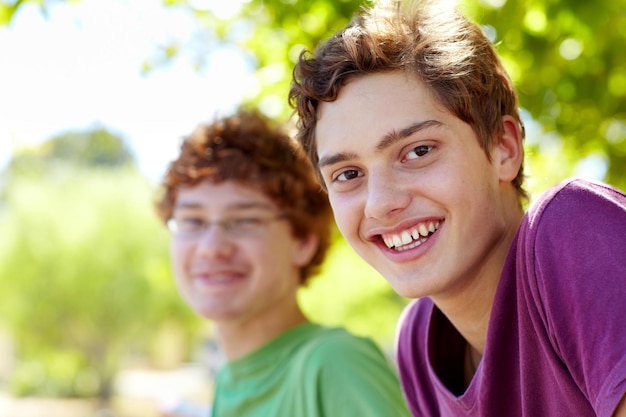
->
[1,0,625,415]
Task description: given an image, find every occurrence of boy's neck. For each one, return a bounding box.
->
[434,200,524,355]
[217,306,308,361]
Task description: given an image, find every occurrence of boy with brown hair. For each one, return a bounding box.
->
[289,1,626,416]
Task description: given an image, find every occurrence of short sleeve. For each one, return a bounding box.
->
[524,179,626,417]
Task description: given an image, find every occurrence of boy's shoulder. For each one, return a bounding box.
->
[527,177,626,225]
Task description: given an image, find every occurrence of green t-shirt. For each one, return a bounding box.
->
[211,323,410,417]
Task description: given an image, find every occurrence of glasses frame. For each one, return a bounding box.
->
[167,213,289,239]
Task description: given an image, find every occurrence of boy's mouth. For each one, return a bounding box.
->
[381,220,440,251]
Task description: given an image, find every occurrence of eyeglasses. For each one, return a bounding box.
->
[167,214,288,238]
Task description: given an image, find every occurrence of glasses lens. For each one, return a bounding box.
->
[168,214,286,238]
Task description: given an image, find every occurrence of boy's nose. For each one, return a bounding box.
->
[364,170,411,220]
[194,225,235,259]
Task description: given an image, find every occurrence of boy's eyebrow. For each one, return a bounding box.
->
[377,119,442,151]
[173,200,275,211]
[174,201,202,209]
[318,151,358,169]
[317,119,442,169]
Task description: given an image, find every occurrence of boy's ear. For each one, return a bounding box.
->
[292,234,319,267]
[493,115,524,182]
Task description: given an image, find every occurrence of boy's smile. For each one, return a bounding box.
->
[380,219,440,251]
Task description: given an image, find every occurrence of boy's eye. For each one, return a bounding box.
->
[229,217,263,230]
[168,217,205,234]
[335,169,362,182]
[178,218,204,231]
[405,145,433,160]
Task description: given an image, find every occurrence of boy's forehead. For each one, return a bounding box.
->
[316,72,450,151]
[319,72,441,121]
[174,180,276,210]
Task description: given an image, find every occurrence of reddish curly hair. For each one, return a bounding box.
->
[156,108,334,284]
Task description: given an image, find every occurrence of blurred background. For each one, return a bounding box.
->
[0,0,625,415]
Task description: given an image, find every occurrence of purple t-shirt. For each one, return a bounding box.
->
[396,178,626,417]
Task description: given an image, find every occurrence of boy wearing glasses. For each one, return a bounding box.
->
[289,0,626,416]
[156,109,410,417]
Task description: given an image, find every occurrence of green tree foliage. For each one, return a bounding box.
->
[0,132,198,401]
[460,0,626,193]
[3,127,135,179]
[0,0,26,25]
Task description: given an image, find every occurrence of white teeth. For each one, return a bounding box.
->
[213,275,230,281]
[395,236,427,252]
[382,220,440,249]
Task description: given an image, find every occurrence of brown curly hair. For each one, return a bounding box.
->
[156,108,334,284]
[290,0,527,200]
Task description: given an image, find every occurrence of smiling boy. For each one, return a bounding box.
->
[156,108,410,417]
[289,0,626,416]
